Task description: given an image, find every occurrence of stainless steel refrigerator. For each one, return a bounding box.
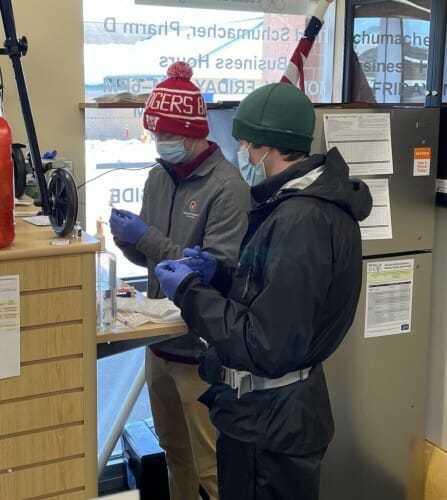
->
[312,106,439,500]
[208,104,438,500]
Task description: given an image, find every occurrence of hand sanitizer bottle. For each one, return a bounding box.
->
[95,218,117,332]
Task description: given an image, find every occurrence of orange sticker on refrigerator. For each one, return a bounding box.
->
[413,147,431,176]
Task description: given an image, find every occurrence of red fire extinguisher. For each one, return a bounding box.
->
[0,117,15,249]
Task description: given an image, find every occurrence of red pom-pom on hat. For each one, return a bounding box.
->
[167,61,193,80]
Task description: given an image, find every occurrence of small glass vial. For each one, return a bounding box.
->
[95,219,117,332]
[72,220,82,239]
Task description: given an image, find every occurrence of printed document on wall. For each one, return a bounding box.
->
[323,113,393,176]
[364,259,414,338]
[0,275,20,379]
[359,178,392,240]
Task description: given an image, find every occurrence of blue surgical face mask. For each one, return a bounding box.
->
[156,139,192,164]
[237,144,268,186]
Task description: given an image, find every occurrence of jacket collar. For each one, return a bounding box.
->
[251,154,326,204]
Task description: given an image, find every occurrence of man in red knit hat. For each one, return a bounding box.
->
[110,61,250,500]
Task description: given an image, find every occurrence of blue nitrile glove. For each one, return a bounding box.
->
[109,208,149,245]
[155,260,196,301]
[42,149,57,159]
[182,246,217,284]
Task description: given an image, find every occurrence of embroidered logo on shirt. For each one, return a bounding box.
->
[184,199,199,219]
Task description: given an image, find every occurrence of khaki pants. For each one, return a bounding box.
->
[146,349,218,500]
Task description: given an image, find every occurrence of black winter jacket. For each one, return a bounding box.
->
[174,147,373,455]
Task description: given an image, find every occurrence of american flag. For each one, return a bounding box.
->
[281,0,334,91]
[280,16,323,91]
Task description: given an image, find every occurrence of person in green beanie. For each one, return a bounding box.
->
[154,82,373,499]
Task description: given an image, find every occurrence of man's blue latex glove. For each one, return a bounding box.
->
[182,246,217,284]
[109,208,149,245]
[155,260,196,301]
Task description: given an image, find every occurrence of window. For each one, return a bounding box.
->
[83,0,337,279]
[347,0,432,104]
[97,347,149,460]
[83,0,337,470]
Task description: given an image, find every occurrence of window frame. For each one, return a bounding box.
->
[343,0,447,107]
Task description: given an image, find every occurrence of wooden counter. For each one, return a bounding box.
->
[96,286,187,345]
[2,213,99,260]
[96,320,187,344]
[0,218,100,499]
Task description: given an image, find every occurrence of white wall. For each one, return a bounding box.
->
[1,0,86,222]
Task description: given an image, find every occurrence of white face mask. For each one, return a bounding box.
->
[237,144,268,186]
[156,139,193,164]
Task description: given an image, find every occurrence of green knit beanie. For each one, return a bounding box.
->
[232,83,315,153]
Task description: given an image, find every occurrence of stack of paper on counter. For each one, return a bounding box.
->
[117,297,182,324]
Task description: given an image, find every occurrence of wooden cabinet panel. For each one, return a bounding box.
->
[0,223,99,498]
[0,392,83,436]
[425,440,447,500]
[0,358,83,401]
[0,255,82,291]
[0,425,84,470]
[0,458,84,499]
[21,289,83,327]
[46,255,83,289]
[21,324,83,362]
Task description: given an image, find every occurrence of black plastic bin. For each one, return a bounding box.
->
[121,419,170,500]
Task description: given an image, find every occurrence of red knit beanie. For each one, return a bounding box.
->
[143,62,209,139]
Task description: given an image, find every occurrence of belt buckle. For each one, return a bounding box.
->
[227,369,254,399]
